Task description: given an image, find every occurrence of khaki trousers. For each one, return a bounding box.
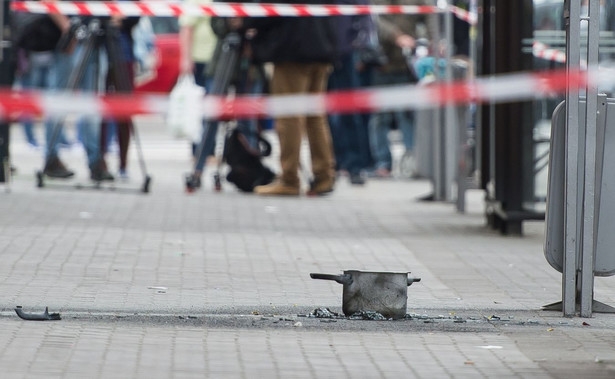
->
[271,62,335,187]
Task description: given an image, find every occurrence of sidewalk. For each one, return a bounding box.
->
[1,118,615,378]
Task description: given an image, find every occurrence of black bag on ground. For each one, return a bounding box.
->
[223,129,275,192]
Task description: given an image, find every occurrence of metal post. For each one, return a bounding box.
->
[0,0,11,187]
[563,0,581,317]
[443,2,457,202]
[579,0,600,318]
[432,1,444,201]
[469,0,479,179]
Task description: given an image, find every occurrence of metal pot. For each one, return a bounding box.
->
[310,270,421,319]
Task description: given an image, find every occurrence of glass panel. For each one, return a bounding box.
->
[526,0,615,211]
[523,0,566,211]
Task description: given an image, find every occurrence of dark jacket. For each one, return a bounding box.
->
[373,0,438,74]
[332,0,373,57]
[244,0,336,64]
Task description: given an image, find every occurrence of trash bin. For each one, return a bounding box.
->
[544,97,615,276]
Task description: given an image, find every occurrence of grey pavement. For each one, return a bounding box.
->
[1,118,615,378]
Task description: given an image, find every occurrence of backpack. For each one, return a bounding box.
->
[10,10,62,52]
[223,129,275,192]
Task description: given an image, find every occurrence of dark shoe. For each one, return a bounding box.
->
[185,173,201,192]
[90,161,114,182]
[43,157,74,179]
[349,173,365,185]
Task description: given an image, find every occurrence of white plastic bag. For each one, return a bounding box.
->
[167,74,205,141]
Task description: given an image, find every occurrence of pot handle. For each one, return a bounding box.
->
[310,273,353,285]
[407,276,421,286]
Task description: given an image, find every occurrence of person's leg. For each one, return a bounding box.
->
[75,46,110,180]
[398,110,415,153]
[18,69,38,146]
[117,61,134,175]
[43,52,74,178]
[327,65,348,173]
[254,62,307,195]
[273,63,306,188]
[357,64,374,170]
[367,71,393,176]
[117,120,132,174]
[304,63,335,193]
[368,111,393,173]
[193,62,207,88]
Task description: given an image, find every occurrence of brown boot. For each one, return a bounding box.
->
[307,177,335,196]
[254,179,300,196]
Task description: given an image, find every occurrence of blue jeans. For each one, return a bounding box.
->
[45,44,105,167]
[368,71,415,171]
[19,60,49,145]
[328,52,369,175]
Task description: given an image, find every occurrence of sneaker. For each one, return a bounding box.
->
[254,179,300,196]
[90,161,114,182]
[43,157,75,179]
[307,177,335,196]
[349,172,366,185]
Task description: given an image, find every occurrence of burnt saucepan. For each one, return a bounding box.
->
[310,270,421,320]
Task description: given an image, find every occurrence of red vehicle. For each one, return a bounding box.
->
[134,17,180,93]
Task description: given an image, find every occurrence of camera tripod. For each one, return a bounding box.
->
[36,18,151,193]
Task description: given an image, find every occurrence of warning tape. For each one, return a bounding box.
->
[0,69,601,121]
[533,41,566,64]
[10,1,477,24]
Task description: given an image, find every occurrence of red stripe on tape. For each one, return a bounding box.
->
[429,81,478,105]
[294,5,312,17]
[11,2,27,12]
[219,97,268,120]
[326,89,374,114]
[168,4,183,18]
[0,90,44,119]
[106,3,122,16]
[46,2,62,15]
[136,2,154,16]
[100,94,150,120]
[261,4,281,16]
[75,2,93,16]
[324,4,342,16]
[199,4,216,16]
[230,3,249,17]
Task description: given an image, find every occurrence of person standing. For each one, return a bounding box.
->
[246,0,337,196]
[42,11,114,181]
[368,0,437,178]
[328,0,377,186]
[179,0,218,186]
[100,14,140,180]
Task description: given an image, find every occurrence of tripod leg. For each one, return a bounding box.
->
[129,124,151,192]
[186,33,242,192]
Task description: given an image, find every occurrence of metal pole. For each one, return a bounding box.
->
[443,1,457,202]
[579,0,600,318]
[432,2,444,201]
[563,0,581,317]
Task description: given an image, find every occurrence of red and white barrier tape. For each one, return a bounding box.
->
[0,69,602,121]
[11,1,477,24]
[533,41,566,64]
